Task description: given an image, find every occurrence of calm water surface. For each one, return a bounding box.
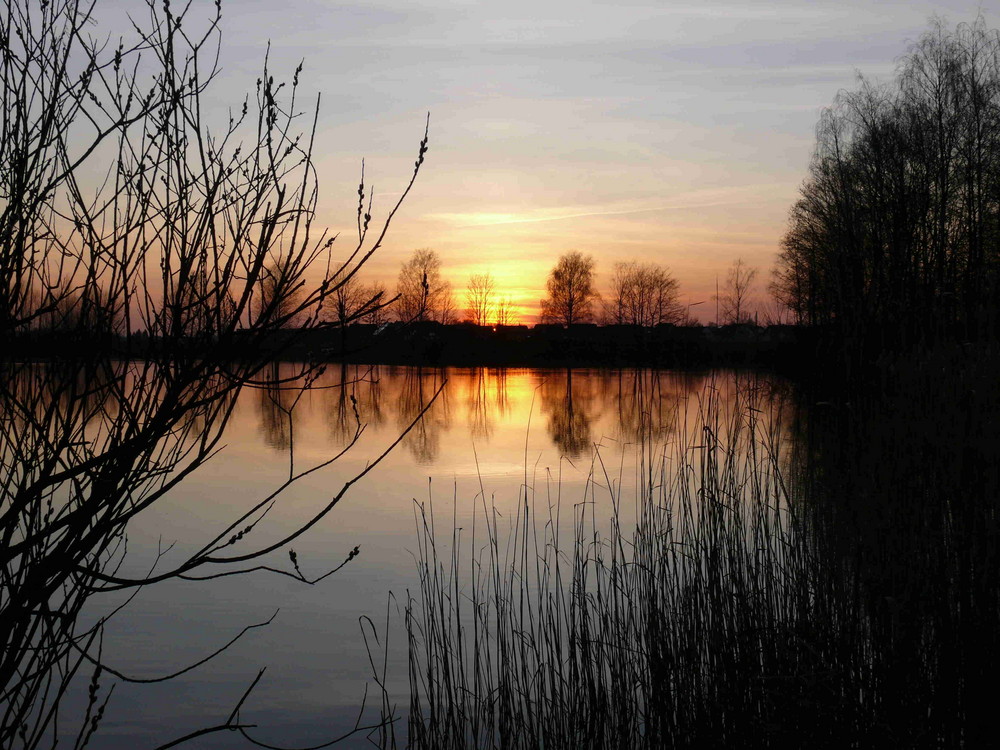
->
[81,365,790,748]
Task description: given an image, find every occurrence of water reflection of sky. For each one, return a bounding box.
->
[82,366,791,748]
[253,365,714,464]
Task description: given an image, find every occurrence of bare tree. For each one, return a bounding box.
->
[395,248,452,323]
[0,0,430,746]
[359,281,391,326]
[326,269,393,329]
[331,272,368,329]
[716,259,758,324]
[496,296,516,326]
[322,268,393,351]
[438,283,457,325]
[760,299,791,326]
[541,251,599,325]
[256,258,307,328]
[466,273,496,326]
[604,261,683,326]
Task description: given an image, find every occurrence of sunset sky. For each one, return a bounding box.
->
[113,0,996,322]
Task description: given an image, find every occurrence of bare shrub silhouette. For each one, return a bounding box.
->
[0,0,430,746]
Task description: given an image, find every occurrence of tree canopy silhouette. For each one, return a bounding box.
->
[465,272,496,326]
[774,18,1000,344]
[541,251,598,325]
[395,248,453,323]
[605,261,683,327]
[717,259,758,325]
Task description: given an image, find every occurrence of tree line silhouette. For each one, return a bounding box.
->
[362,248,761,330]
[774,18,1000,347]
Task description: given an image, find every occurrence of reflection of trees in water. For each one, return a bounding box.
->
[260,362,395,453]
[493,369,510,433]
[538,369,600,458]
[604,370,704,445]
[256,363,300,451]
[394,367,450,464]
[699,371,799,461]
[465,368,510,442]
[537,369,788,458]
[325,364,386,447]
[3,361,127,449]
[4,355,425,746]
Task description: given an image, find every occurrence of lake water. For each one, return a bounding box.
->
[66,364,790,748]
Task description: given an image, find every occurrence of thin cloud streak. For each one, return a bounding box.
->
[432,186,785,228]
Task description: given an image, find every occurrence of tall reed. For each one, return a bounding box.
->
[394,360,1000,748]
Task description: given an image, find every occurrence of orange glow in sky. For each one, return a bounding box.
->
[204,0,989,324]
